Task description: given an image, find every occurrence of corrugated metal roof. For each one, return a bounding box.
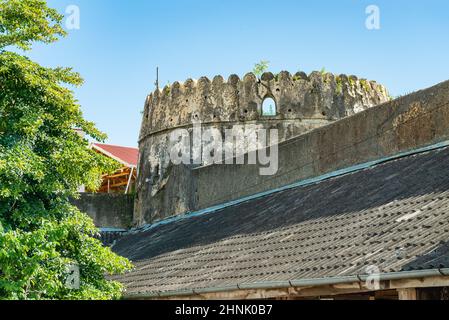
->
[110,145,449,297]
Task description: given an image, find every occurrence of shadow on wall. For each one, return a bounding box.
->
[112,145,449,261]
[71,193,134,229]
[135,71,391,224]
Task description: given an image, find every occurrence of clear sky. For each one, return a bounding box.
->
[26,0,449,147]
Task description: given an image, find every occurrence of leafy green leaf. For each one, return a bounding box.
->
[0,0,132,300]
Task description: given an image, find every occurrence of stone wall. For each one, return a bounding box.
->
[71,193,134,229]
[135,70,390,225]
[193,79,449,212]
[140,71,388,138]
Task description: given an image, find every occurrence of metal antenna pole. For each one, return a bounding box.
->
[155,67,159,90]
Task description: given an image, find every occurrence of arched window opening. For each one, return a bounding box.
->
[262,97,277,116]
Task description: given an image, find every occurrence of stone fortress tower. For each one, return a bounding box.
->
[135,70,390,226]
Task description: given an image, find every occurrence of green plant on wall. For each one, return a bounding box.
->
[164,81,171,96]
[320,67,327,76]
[335,76,343,94]
[0,0,132,300]
[252,60,270,78]
[348,76,356,87]
[320,67,331,84]
[293,71,304,82]
[360,79,371,91]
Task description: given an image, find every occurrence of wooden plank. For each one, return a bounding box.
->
[398,288,417,300]
[106,172,130,179]
[374,290,398,300]
[141,276,449,300]
[110,181,130,188]
[390,276,449,290]
[150,283,376,301]
[101,167,129,177]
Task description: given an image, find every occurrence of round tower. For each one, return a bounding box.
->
[135,71,390,225]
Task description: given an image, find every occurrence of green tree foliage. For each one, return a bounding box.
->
[252,60,270,78]
[0,0,132,300]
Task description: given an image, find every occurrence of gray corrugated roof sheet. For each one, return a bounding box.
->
[111,145,449,296]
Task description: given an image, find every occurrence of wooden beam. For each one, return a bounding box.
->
[146,283,375,301]
[101,167,129,177]
[110,181,130,188]
[398,288,417,300]
[390,275,449,289]
[106,172,131,179]
[125,167,135,194]
[374,290,398,300]
[137,275,449,301]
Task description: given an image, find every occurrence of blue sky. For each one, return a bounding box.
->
[26,0,449,147]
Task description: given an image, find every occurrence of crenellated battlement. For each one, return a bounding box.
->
[135,70,390,225]
[140,71,389,141]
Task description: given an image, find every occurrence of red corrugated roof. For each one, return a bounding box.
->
[92,143,139,167]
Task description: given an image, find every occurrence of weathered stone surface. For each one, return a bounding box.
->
[135,71,390,225]
[71,193,134,229]
[193,80,449,211]
[111,145,449,298]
